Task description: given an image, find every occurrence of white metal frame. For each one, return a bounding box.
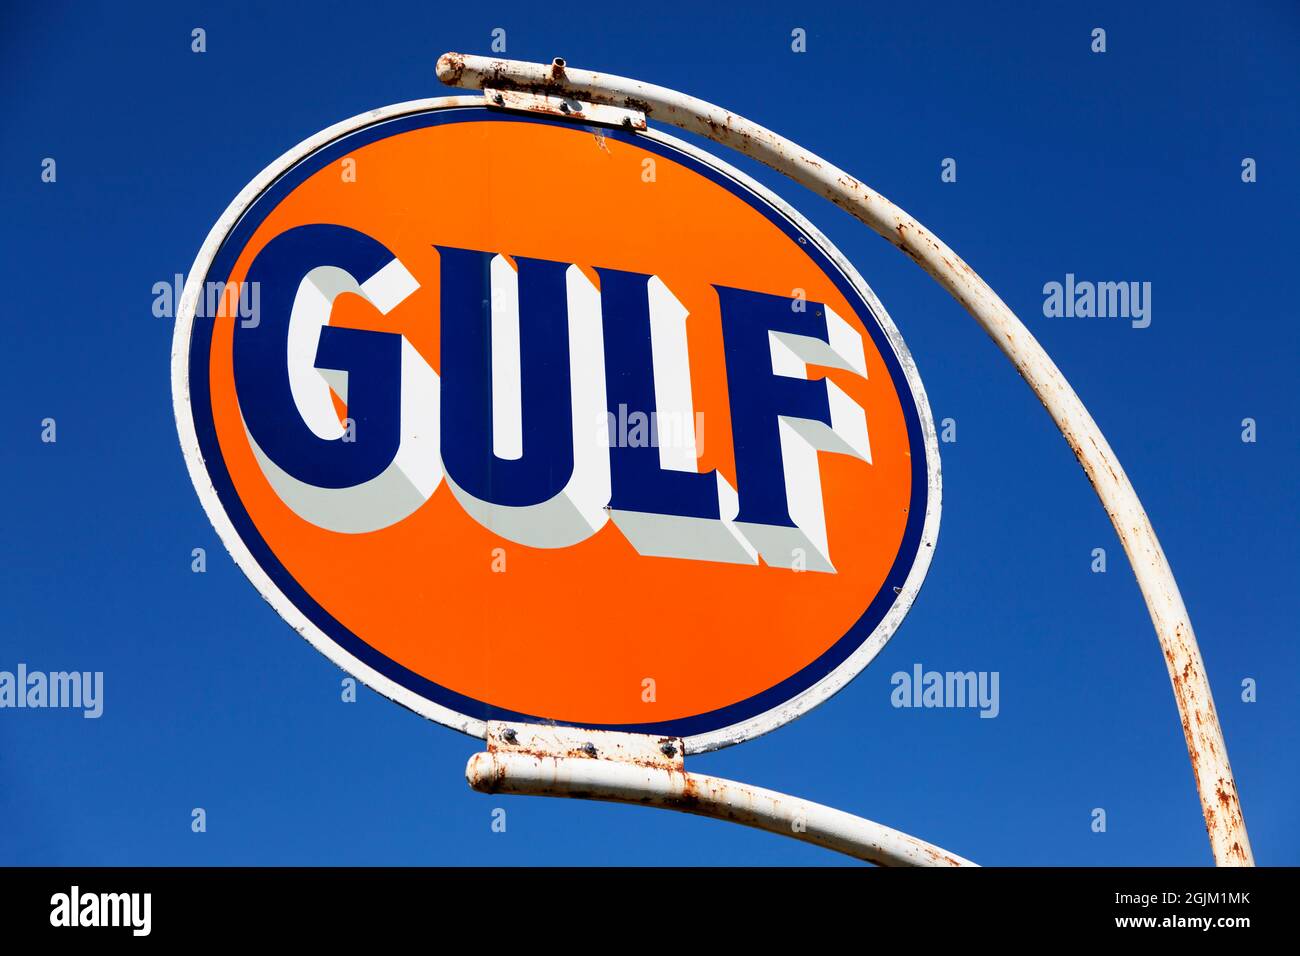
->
[469,722,976,867]
[435,52,1255,867]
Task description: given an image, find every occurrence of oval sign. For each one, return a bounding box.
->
[172,100,940,751]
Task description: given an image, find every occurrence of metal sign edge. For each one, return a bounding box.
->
[169,95,942,754]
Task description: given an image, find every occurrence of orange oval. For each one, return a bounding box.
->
[172,102,940,751]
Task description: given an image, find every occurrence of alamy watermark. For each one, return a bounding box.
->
[152,273,260,326]
[891,663,1000,718]
[50,886,150,936]
[600,404,706,457]
[1042,273,1151,328]
[0,664,103,718]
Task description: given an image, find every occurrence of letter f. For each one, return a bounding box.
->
[717,286,871,572]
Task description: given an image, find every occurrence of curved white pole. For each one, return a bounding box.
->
[467,750,976,867]
[436,52,1253,866]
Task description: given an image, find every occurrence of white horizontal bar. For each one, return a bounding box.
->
[467,750,976,867]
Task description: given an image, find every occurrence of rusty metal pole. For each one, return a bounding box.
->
[468,723,977,866]
[436,52,1254,866]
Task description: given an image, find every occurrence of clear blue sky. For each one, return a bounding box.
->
[2,0,1296,866]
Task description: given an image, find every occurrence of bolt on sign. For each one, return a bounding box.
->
[172,101,941,752]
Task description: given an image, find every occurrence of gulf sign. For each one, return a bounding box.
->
[171,100,941,751]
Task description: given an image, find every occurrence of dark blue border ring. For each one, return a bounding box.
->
[182,104,937,748]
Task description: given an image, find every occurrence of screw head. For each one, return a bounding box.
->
[660,742,678,758]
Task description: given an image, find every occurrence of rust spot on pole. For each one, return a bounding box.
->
[435,52,465,86]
